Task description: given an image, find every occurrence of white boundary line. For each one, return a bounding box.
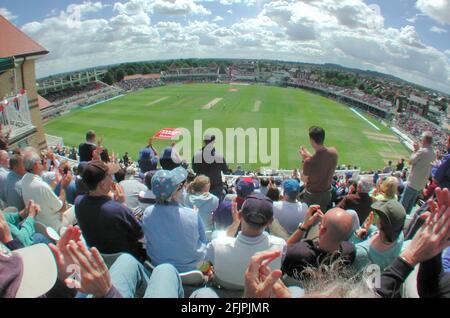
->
[350,107,380,131]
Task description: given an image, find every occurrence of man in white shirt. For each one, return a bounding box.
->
[21,149,73,231]
[273,179,308,234]
[205,194,286,290]
[400,131,436,214]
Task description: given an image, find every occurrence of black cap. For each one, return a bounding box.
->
[241,194,273,226]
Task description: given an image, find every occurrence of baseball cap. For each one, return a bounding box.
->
[371,200,406,242]
[0,243,57,298]
[203,134,215,142]
[241,194,274,227]
[81,160,120,186]
[236,177,255,198]
[152,166,188,201]
[283,179,301,197]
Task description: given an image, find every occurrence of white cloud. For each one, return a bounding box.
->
[0,7,17,20]
[18,0,450,93]
[151,0,211,16]
[430,26,448,33]
[218,0,257,6]
[227,9,233,14]
[416,0,450,25]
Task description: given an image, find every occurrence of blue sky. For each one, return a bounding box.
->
[1,0,449,93]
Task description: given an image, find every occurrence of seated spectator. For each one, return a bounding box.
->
[117,166,147,210]
[337,177,373,225]
[213,178,254,230]
[4,154,26,211]
[234,165,245,176]
[352,200,407,272]
[443,247,450,273]
[138,171,157,211]
[0,150,9,208]
[257,177,270,196]
[53,162,77,205]
[1,200,45,246]
[142,167,207,272]
[266,186,281,202]
[432,151,450,190]
[273,179,308,234]
[371,176,398,201]
[204,194,286,290]
[21,149,73,231]
[419,177,438,201]
[283,207,354,278]
[75,160,145,261]
[184,175,219,232]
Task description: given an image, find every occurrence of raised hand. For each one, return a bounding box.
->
[0,212,13,244]
[65,241,112,298]
[356,211,374,240]
[244,250,289,298]
[48,225,82,281]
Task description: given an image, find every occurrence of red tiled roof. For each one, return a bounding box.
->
[38,95,53,110]
[123,74,161,80]
[0,15,49,58]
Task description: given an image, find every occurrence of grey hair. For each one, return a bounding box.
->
[291,258,379,298]
[358,177,373,193]
[23,150,41,173]
[422,131,433,145]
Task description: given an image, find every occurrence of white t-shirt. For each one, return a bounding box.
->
[273,200,308,234]
[205,232,286,290]
[21,173,63,230]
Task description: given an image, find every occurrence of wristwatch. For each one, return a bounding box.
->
[298,222,309,232]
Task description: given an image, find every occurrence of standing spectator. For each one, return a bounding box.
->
[78,130,97,162]
[396,158,405,172]
[21,149,72,231]
[138,138,158,173]
[69,147,78,161]
[53,162,77,205]
[192,134,228,201]
[0,150,10,207]
[300,126,338,212]
[273,179,308,234]
[383,161,393,173]
[123,152,130,167]
[337,177,373,226]
[159,142,183,170]
[4,154,26,211]
[400,131,436,214]
[75,160,145,261]
[142,167,207,272]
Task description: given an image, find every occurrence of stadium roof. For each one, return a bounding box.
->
[0,15,49,59]
[38,95,54,110]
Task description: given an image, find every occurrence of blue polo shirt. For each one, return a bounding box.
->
[142,201,207,272]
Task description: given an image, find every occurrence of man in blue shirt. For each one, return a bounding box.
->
[5,154,25,211]
[142,166,207,272]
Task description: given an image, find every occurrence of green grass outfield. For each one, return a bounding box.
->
[44,83,410,171]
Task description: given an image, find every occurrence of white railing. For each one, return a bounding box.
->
[1,92,35,139]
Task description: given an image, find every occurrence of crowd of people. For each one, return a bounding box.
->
[116,78,163,92]
[395,113,448,155]
[0,125,449,299]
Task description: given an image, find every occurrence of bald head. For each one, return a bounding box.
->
[0,150,9,168]
[319,208,353,252]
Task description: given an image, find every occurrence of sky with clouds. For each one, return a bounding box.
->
[1,0,449,93]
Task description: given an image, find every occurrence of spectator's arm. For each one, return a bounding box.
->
[376,257,414,298]
[417,253,447,298]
